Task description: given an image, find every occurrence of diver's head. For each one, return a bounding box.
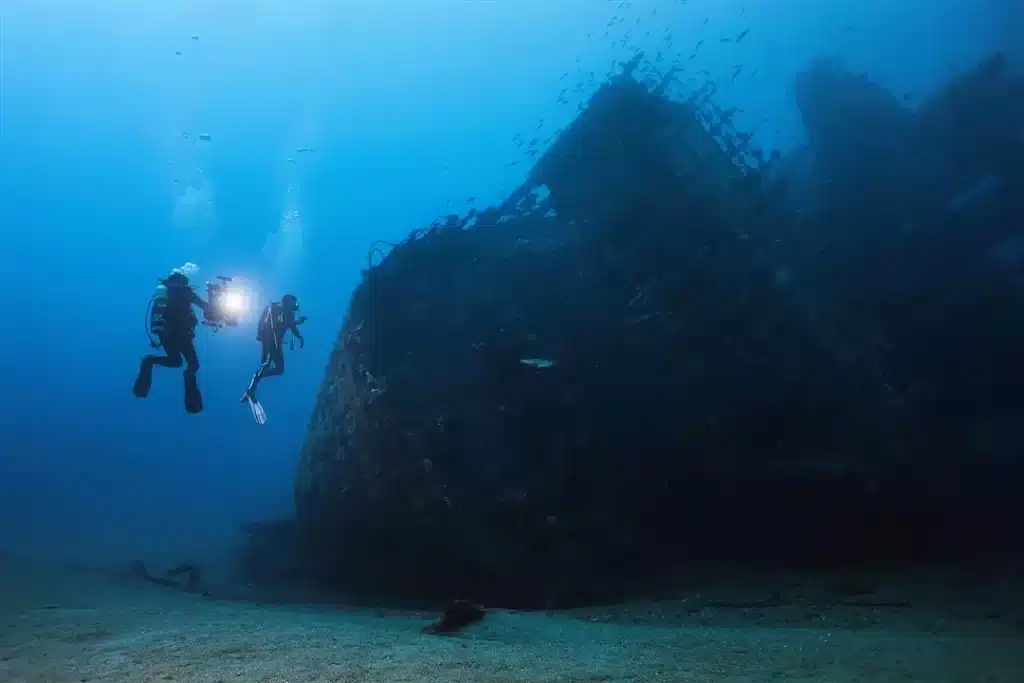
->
[166,272,190,288]
[282,294,299,311]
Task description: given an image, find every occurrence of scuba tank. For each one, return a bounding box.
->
[146,282,169,347]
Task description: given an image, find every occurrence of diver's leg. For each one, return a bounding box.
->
[182,340,200,374]
[263,346,285,379]
[133,356,154,397]
[182,339,203,414]
[243,343,272,401]
[152,334,186,369]
[150,353,183,368]
[249,347,284,400]
[147,350,184,371]
[134,340,183,398]
[256,344,272,376]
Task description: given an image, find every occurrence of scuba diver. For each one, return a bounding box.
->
[133,270,210,414]
[241,294,307,424]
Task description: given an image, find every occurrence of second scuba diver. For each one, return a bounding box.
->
[241,293,307,423]
[133,269,210,414]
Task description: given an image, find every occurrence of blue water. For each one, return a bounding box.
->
[0,0,1017,568]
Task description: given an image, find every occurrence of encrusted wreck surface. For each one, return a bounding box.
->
[289,55,1024,609]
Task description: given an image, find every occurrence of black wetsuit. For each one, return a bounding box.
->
[247,302,303,397]
[149,285,207,373]
[134,284,208,412]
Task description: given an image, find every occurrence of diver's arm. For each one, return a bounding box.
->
[286,313,305,346]
[188,288,210,313]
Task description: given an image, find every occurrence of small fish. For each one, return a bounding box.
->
[198,133,211,141]
[520,358,557,369]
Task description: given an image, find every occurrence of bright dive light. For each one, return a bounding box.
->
[204,276,248,327]
[221,290,245,315]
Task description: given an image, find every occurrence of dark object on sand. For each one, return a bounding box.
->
[131,560,203,592]
[423,600,486,634]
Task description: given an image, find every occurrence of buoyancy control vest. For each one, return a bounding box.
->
[147,283,169,346]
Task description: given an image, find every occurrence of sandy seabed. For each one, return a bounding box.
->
[1,558,1021,683]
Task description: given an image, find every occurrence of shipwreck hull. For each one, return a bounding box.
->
[292,77,923,608]
[284,55,1024,608]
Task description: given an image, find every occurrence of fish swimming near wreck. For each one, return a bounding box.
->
[520,358,557,369]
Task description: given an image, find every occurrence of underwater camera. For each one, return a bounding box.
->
[203,276,246,329]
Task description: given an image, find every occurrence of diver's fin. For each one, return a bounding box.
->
[248,396,267,425]
[133,361,153,398]
[184,372,203,414]
[248,397,266,424]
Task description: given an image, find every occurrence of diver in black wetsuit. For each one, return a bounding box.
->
[241,294,306,406]
[133,271,210,413]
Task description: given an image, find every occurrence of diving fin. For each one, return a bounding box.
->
[250,397,267,425]
[133,361,153,398]
[184,372,203,414]
[243,391,267,424]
